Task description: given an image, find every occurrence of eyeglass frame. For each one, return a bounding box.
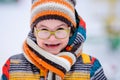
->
[34,27,71,39]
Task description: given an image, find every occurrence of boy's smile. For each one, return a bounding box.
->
[45,43,61,48]
[34,19,70,55]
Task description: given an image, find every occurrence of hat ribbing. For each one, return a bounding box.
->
[31,0,76,28]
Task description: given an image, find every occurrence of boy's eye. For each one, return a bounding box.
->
[57,28,65,30]
[40,28,48,31]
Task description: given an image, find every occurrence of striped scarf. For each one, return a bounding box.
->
[23,37,76,80]
[23,11,86,80]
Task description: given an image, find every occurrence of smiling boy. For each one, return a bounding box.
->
[1,0,107,80]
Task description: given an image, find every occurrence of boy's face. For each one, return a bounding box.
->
[34,19,70,55]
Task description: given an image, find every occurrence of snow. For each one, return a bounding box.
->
[0,0,120,79]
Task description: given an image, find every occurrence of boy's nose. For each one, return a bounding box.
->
[48,35,57,41]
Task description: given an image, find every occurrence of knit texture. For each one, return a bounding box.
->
[23,37,76,79]
[1,0,108,80]
[31,0,76,29]
[1,53,107,80]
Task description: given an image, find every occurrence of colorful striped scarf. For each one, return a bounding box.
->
[23,37,77,80]
[23,11,86,80]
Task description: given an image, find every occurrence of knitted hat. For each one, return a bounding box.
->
[31,0,76,29]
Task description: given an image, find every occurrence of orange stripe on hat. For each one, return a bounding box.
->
[31,10,76,28]
[30,0,76,29]
[31,0,74,12]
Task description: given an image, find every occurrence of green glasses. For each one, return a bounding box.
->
[35,27,70,39]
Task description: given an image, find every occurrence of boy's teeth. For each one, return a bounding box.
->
[46,44,60,46]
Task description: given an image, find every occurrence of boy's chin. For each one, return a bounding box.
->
[47,50,60,55]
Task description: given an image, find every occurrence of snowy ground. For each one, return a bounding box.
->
[0,0,120,80]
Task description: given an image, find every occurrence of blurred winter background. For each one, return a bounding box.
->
[0,0,120,80]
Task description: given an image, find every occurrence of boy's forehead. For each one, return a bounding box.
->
[36,19,69,28]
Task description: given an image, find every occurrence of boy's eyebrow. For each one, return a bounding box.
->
[38,24,68,28]
[39,24,47,28]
